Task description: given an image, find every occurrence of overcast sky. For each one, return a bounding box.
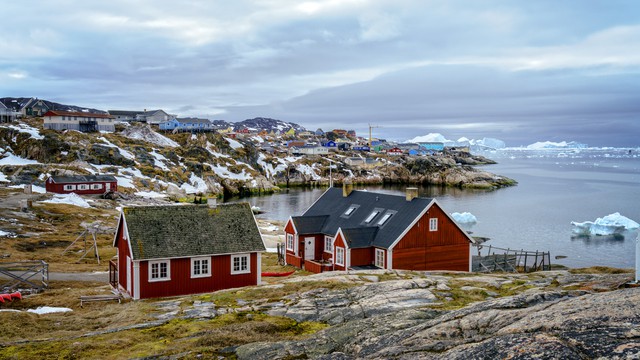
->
[2,1,639,146]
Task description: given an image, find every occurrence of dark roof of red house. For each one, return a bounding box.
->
[296,188,435,249]
[121,203,265,260]
[49,175,117,183]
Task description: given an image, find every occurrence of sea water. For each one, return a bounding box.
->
[232,148,640,268]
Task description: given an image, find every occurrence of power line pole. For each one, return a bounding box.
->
[368,123,380,148]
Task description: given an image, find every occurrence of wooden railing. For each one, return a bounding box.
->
[0,260,49,291]
[109,260,118,289]
[286,253,303,268]
[472,245,551,273]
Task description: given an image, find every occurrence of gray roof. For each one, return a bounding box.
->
[176,118,212,124]
[122,203,265,260]
[50,175,117,183]
[108,110,142,116]
[300,188,434,249]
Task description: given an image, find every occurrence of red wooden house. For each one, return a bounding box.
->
[284,185,474,273]
[45,175,117,195]
[111,202,265,300]
[387,147,404,156]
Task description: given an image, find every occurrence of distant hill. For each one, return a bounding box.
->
[0,97,107,114]
[210,117,307,134]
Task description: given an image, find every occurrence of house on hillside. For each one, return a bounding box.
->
[136,110,175,124]
[0,101,19,123]
[292,145,329,156]
[111,202,266,300]
[159,118,213,132]
[284,185,474,273]
[419,142,445,152]
[387,147,404,156]
[20,98,50,117]
[108,110,141,122]
[43,110,116,132]
[45,175,118,194]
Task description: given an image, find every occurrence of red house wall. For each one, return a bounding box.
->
[138,253,259,299]
[45,179,117,195]
[115,220,132,294]
[350,248,373,267]
[392,203,470,271]
[333,233,347,271]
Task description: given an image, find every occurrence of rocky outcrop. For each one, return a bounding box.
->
[232,271,637,360]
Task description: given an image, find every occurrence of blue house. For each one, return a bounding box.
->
[419,142,445,151]
[353,145,370,152]
[322,140,337,148]
[159,118,213,132]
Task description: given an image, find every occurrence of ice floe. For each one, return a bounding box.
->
[451,212,477,224]
[571,212,640,236]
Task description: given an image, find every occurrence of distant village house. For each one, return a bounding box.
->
[42,110,116,132]
[45,175,117,194]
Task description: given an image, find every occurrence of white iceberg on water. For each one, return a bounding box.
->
[571,212,639,236]
[451,212,477,224]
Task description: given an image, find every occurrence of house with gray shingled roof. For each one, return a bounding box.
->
[45,175,117,195]
[112,202,266,300]
[284,184,474,273]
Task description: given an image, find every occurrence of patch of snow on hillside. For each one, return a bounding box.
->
[257,153,288,179]
[0,152,41,165]
[226,137,244,150]
[98,137,135,160]
[180,173,209,194]
[135,191,167,198]
[210,164,253,181]
[5,123,44,140]
[41,193,91,208]
[28,306,73,314]
[296,164,321,180]
[121,125,179,147]
[150,151,170,171]
[251,136,264,143]
[8,184,47,193]
[0,172,8,182]
[205,142,228,158]
[116,176,136,189]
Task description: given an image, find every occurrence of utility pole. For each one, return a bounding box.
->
[368,123,379,148]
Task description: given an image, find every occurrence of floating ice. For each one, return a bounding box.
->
[571,212,640,236]
[451,212,478,224]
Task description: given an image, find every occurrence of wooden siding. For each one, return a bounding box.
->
[115,219,131,294]
[350,248,373,267]
[45,180,117,195]
[284,219,295,234]
[333,233,347,271]
[138,253,259,299]
[286,253,303,268]
[392,203,470,271]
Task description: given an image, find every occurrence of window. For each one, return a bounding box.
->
[149,260,170,281]
[335,247,345,266]
[64,184,76,191]
[364,210,380,223]
[377,213,393,226]
[344,206,357,216]
[191,257,211,278]
[91,183,103,190]
[77,184,89,190]
[375,249,385,268]
[324,236,334,253]
[231,254,250,274]
[286,233,294,251]
[429,218,438,231]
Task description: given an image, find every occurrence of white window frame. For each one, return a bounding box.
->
[375,249,385,268]
[429,218,438,231]
[324,236,334,253]
[231,254,251,275]
[77,184,89,190]
[190,256,211,278]
[344,206,357,216]
[286,233,294,251]
[335,247,345,266]
[148,260,170,282]
[63,184,76,191]
[91,183,103,190]
[377,213,393,226]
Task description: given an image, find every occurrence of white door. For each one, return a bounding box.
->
[304,237,315,260]
[106,183,111,191]
[126,256,131,293]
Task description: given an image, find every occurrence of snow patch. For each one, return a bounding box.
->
[4,123,44,140]
[0,172,9,182]
[571,212,640,236]
[180,173,209,194]
[0,152,41,166]
[27,306,73,315]
[226,137,244,149]
[135,191,167,198]
[120,125,179,147]
[116,176,136,189]
[41,193,91,208]
[8,184,47,193]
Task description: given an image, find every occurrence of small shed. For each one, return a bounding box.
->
[45,175,117,195]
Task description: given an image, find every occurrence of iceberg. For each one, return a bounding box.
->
[571,212,640,236]
[526,141,588,150]
[451,212,477,224]
[406,133,451,144]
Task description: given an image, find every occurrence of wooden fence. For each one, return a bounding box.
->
[472,245,551,273]
[0,260,49,291]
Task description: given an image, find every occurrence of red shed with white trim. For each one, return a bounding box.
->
[45,175,117,195]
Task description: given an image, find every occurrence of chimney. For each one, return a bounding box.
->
[207,198,217,208]
[343,181,353,197]
[406,187,418,201]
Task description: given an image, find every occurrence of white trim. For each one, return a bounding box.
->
[286,233,294,251]
[257,253,262,285]
[190,256,212,278]
[63,184,76,191]
[335,246,345,266]
[148,260,171,282]
[126,256,131,293]
[375,248,385,268]
[304,237,315,261]
[133,261,140,300]
[324,235,334,253]
[429,218,438,231]
[231,253,251,275]
[433,199,476,244]
[387,249,393,269]
[77,184,89,190]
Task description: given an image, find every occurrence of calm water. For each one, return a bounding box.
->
[230,148,640,268]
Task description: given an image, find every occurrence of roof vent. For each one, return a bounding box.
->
[406,187,418,201]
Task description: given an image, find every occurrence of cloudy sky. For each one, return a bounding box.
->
[2,0,639,146]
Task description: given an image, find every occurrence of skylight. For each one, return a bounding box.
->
[364,210,380,223]
[377,213,393,226]
[344,206,357,216]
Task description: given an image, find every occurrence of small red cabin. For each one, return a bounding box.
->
[284,185,474,273]
[45,175,117,195]
[112,203,265,300]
